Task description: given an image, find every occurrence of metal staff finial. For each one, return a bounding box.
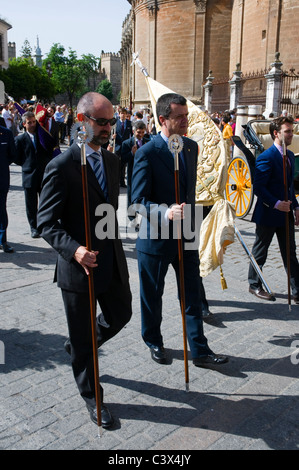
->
[71,121,94,164]
[168,134,189,392]
[168,135,184,159]
[131,50,149,77]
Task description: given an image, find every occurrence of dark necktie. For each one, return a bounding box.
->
[179,151,186,186]
[91,152,108,200]
[121,121,125,135]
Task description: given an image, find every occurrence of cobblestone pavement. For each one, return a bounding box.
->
[0,158,298,451]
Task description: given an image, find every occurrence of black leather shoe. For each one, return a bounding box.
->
[193,353,229,368]
[202,308,212,318]
[249,287,276,301]
[64,339,71,355]
[31,229,40,238]
[150,346,167,364]
[87,403,114,429]
[0,243,14,253]
[294,295,299,305]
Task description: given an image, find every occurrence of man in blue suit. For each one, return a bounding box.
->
[248,116,299,304]
[0,125,17,252]
[121,120,150,221]
[131,93,228,367]
[113,107,132,187]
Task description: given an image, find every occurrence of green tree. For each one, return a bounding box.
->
[44,46,100,106]
[96,79,113,101]
[0,57,55,101]
[20,39,33,63]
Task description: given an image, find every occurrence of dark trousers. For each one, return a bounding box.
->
[137,249,212,359]
[116,150,127,186]
[24,186,41,230]
[0,191,8,245]
[248,221,299,296]
[61,274,132,407]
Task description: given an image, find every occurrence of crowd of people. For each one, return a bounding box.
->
[0,91,298,430]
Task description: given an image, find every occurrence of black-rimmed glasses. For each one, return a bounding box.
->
[84,114,117,127]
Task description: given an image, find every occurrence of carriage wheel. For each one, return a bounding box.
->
[225,156,253,218]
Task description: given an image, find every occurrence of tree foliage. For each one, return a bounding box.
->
[96,79,113,101]
[0,57,55,102]
[0,42,101,106]
[20,39,33,61]
[43,44,100,106]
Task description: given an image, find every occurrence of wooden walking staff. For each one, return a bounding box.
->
[281,133,292,311]
[168,135,189,391]
[71,118,103,436]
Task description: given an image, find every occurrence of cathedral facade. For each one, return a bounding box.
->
[120,0,299,110]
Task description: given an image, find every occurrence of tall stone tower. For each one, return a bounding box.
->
[121,0,299,110]
[100,52,121,104]
[121,0,233,108]
[34,36,42,68]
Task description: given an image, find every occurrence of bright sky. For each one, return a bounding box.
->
[2,0,132,58]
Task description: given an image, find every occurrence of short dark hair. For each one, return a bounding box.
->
[269,116,294,140]
[133,120,146,131]
[156,93,187,125]
[222,115,230,124]
[22,111,35,123]
[135,111,143,119]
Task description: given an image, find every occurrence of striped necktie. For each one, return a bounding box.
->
[91,152,108,200]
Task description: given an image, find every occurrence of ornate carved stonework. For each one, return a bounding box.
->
[194,0,207,13]
[147,0,159,17]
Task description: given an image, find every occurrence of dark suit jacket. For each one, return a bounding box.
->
[37,143,129,294]
[122,135,150,205]
[131,133,198,256]
[50,119,60,147]
[114,119,132,154]
[15,131,52,189]
[0,126,17,192]
[252,144,299,227]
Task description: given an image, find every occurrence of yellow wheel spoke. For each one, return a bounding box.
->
[226,157,253,217]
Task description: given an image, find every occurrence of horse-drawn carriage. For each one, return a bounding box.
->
[225,119,299,218]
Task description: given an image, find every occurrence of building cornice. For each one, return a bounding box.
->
[0,18,12,30]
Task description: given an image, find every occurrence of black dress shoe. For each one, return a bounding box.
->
[202,308,212,318]
[0,243,14,253]
[87,403,114,429]
[31,229,40,238]
[193,353,229,368]
[249,287,276,301]
[294,295,299,305]
[64,339,71,355]
[150,345,167,364]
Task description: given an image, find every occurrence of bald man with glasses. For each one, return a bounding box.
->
[37,92,132,429]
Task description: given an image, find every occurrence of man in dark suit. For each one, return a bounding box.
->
[44,104,60,148]
[15,111,52,238]
[248,116,299,304]
[131,93,228,367]
[37,92,132,428]
[121,120,150,222]
[113,107,132,187]
[0,125,17,252]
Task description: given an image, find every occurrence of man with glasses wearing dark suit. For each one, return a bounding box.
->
[37,92,132,429]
